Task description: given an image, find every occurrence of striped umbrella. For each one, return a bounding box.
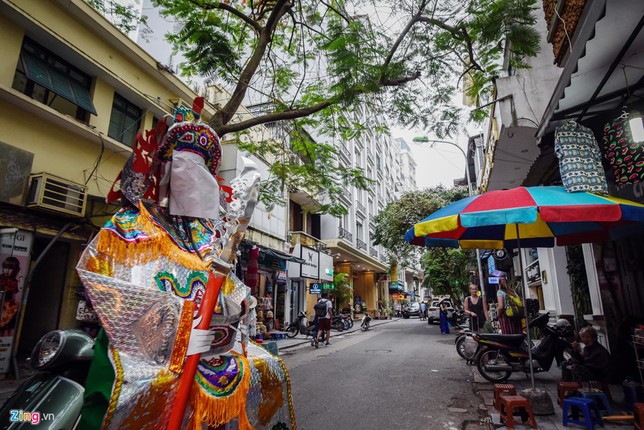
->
[405,186,644,250]
[405,185,644,390]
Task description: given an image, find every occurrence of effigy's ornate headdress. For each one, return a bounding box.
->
[107,97,224,212]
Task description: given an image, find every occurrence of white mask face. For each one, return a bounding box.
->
[167,150,220,219]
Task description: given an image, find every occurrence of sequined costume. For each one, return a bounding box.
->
[76,99,295,430]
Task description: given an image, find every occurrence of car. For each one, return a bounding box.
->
[402,302,421,319]
[427,300,455,324]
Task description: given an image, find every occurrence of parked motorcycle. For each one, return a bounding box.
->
[285,311,316,338]
[331,315,345,332]
[472,313,574,383]
[361,312,372,331]
[0,330,94,429]
[450,308,468,326]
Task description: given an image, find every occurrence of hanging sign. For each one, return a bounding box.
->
[300,246,319,279]
[0,229,33,373]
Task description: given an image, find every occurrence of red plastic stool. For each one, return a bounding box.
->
[494,383,517,411]
[499,395,538,429]
[558,381,580,406]
[634,402,644,430]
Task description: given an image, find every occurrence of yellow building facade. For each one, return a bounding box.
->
[0,0,214,366]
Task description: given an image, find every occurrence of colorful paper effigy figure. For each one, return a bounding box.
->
[76,98,295,430]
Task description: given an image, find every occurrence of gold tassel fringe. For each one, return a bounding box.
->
[187,354,254,430]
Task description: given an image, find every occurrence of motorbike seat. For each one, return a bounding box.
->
[477,333,525,346]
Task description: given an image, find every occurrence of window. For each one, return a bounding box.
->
[12,38,96,122]
[108,93,142,146]
[356,222,364,241]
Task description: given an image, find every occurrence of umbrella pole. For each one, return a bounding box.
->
[515,223,536,390]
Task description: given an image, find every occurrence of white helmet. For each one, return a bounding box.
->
[555,318,573,336]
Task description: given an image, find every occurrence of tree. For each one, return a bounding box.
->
[421,248,472,305]
[372,186,468,266]
[329,272,352,311]
[97,0,540,214]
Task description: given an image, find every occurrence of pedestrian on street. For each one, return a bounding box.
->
[316,292,333,346]
[439,301,450,334]
[464,284,488,332]
[419,301,427,320]
[496,277,522,334]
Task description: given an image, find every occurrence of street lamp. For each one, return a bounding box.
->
[411,136,486,296]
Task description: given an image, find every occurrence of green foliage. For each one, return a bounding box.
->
[421,248,473,305]
[329,272,352,311]
[372,186,469,266]
[93,0,541,214]
[85,0,148,35]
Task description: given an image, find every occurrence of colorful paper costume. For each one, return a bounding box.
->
[77,99,295,430]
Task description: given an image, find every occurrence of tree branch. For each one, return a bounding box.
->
[417,16,484,73]
[188,0,262,33]
[381,71,421,86]
[216,100,333,136]
[215,0,292,127]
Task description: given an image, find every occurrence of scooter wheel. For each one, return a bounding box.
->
[285,325,298,338]
[477,349,512,383]
[455,336,467,359]
[361,323,369,331]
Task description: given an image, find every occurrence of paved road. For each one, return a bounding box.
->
[281,318,489,430]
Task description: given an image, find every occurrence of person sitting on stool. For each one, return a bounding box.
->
[562,326,611,384]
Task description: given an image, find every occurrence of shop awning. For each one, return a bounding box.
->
[263,247,305,264]
[0,202,92,241]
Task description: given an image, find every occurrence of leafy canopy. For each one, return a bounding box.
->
[372,185,469,266]
[97,0,540,214]
[421,248,473,305]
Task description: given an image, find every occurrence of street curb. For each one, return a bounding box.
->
[278,317,400,350]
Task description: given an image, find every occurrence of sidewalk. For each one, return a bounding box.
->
[472,364,633,429]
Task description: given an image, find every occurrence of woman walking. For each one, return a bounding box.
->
[439,300,450,334]
[496,277,522,334]
[464,284,488,332]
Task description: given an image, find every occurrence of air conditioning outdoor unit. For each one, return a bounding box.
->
[26,173,87,217]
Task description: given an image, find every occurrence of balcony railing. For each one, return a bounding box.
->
[356,200,366,215]
[338,144,351,163]
[338,227,353,242]
[370,248,378,258]
[356,238,367,251]
[289,231,321,247]
[379,254,388,263]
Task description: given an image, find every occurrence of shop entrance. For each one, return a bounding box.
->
[18,238,69,358]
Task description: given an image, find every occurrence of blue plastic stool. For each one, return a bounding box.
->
[578,389,612,415]
[562,397,604,429]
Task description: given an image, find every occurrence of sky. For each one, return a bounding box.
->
[391,121,480,190]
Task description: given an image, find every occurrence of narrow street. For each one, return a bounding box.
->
[281,318,488,430]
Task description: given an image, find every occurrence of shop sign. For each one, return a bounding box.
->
[276,270,287,282]
[310,283,321,294]
[300,246,319,279]
[311,283,333,294]
[0,229,34,374]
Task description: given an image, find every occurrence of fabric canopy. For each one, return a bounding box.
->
[405,186,644,249]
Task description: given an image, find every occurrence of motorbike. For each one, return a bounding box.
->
[285,311,316,338]
[361,312,372,331]
[331,315,345,332]
[0,330,95,429]
[450,308,468,326]
[472,312,575,383]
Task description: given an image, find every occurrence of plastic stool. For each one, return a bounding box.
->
[634,402,644,430]
[578,389,612,415]
[558,381,580,406]
[562,397,603,429]
[498,395,537,429]
[494,383,517,411]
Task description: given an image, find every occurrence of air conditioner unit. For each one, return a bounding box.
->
[26,173,87,217]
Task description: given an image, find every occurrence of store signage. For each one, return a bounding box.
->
[311,283,333,294]
[300,246,319,279]
[0,229,34,374]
